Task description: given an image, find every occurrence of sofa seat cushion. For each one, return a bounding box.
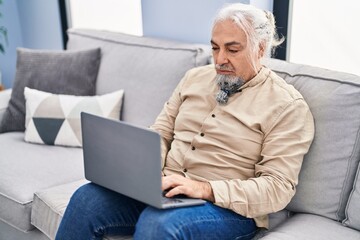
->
[0,132,84,232]
[0,219,50,240]
[32,179,132,240]
[260,214,360,240]
[32,179,290,240]
[31,179,89,239]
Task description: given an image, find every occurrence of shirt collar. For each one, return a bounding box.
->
[240,67,270,90]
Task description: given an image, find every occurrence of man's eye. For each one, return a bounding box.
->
[228,49,239,53]
[212,47,220,51]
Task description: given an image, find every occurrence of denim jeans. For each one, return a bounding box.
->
[55,183,257,240]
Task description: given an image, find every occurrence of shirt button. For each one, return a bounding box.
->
[191,146,195,150]
[212,114,216,118]
[200,133,205,137]
[183,168,188,173]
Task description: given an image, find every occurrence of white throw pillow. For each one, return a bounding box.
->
[24,87,124,147]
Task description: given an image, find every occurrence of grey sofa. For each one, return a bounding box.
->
[0,28,360,240]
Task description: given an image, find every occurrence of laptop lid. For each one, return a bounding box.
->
[81,112,164,208]
[81,112,206,209]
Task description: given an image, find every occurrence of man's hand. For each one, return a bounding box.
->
[162,175,215,202]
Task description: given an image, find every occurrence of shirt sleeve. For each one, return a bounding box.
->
[209,99,315,218]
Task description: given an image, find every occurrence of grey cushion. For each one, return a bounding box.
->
[0,89,11,123]
[0,48,101,133]
[31,179,89,239]
[263,58,360,221]
[260,214,360,240]
[66,29,211,127]
[0,132,84,232]
[0,220,49,240]
[32,181,290,240]
[32,179,135,240]
[268,210,293,230]
[343,163,360,231]
[32,178,290,240]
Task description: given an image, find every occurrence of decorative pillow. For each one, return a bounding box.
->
[0,47,101,133]
[24,87,124,147]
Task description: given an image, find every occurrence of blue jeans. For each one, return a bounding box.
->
[55,183,257,240]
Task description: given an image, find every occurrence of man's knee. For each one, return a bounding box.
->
[134,207,179,239]
[70,183,97,204]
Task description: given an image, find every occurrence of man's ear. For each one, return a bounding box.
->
[258,42,266,58]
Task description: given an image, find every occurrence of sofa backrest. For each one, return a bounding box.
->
[66,29,211,127]
[263,58,360,222]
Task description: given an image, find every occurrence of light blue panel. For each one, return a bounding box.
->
[16,0,63,49]
[141,0,249,44]
[0,0,23,89]
[0,0,63,88]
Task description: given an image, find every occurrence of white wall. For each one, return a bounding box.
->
[68,0,143,36]
[289,0,360,76]
[67,0,273,45]
[250,0,273,11]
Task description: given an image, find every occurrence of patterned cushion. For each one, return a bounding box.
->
[24,87,124,147]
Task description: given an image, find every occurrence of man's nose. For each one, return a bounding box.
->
[215,49,229,65]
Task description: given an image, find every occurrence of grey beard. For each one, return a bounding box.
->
[215,74,244,104]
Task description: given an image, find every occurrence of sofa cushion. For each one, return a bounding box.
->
[66,29,211,127]
[31,179,89,239]
[32,179,133,240]
[343,162,360,231]
[0,89,11,122]
[263,58,360,222]
[24,87,124,147]
[32,179,287,240]
[31,180,289,240]
[0,132,84,232]
[0,220,50,240]
[267,210,293,230]
[260,214,360,240]
[0,47,101,133]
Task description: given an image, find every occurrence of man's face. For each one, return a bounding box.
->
[211,20,260,81]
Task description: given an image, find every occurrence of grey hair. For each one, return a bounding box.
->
[212,3,284,68]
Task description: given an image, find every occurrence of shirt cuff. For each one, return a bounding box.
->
[208,180,231,208]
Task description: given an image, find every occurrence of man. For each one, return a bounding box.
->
[56,3,314,240]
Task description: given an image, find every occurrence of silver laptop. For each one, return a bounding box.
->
[81,112,206,209]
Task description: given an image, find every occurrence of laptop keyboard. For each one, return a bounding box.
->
[161,196,183,204]
[161,191,184,204]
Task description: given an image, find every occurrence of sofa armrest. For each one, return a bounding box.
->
[0,89,11,122]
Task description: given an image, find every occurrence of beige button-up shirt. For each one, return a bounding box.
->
[151,64,314,228]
